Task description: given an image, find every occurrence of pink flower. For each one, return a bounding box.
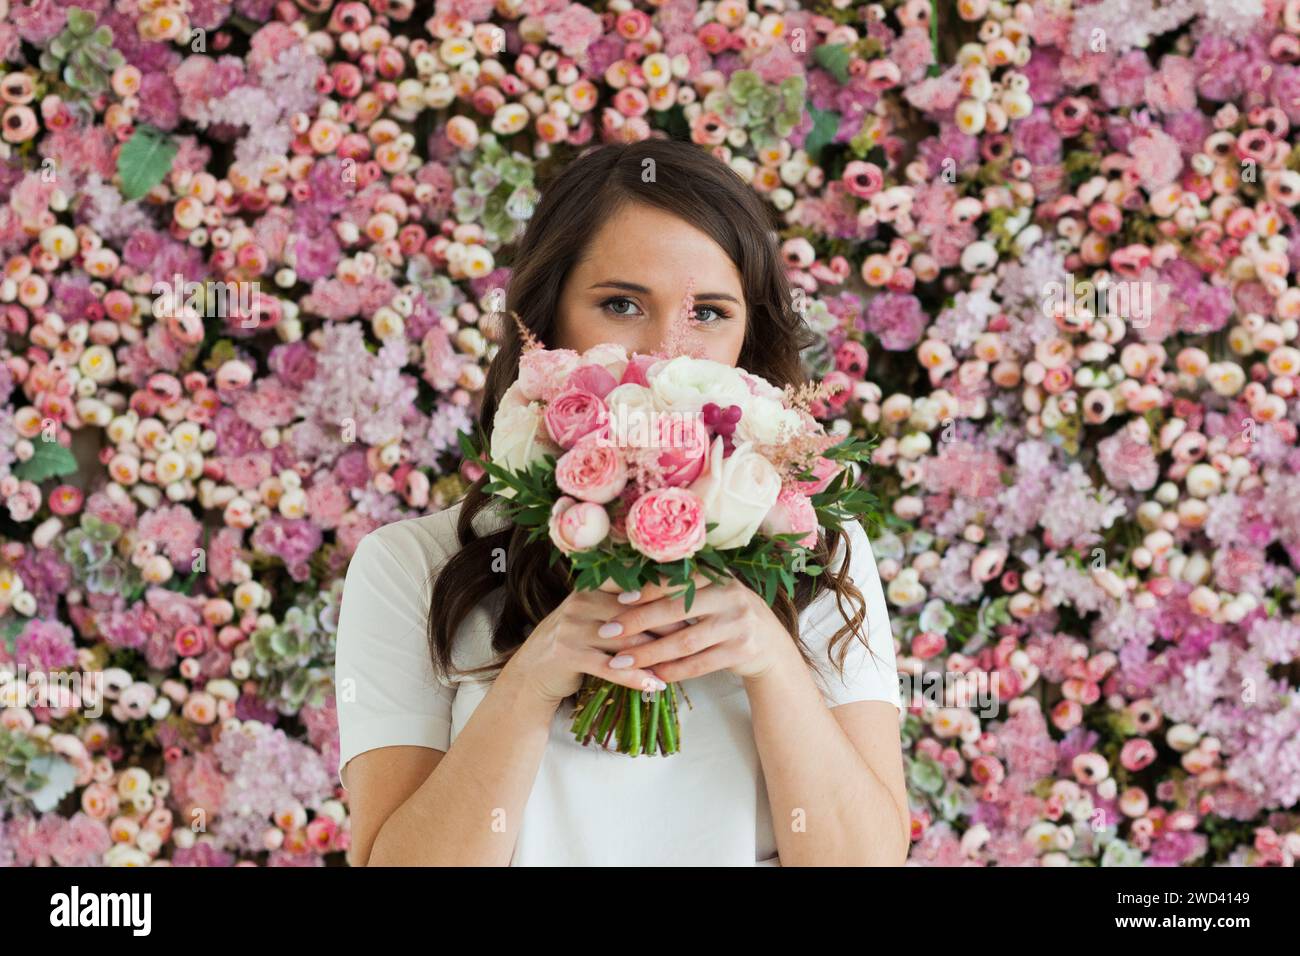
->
[544,388,609,449]
[618,353,660,387]
[544,4,604,62]
[565,363,620,399]
[760,487,818,549]
[1128,130,1182,190]
[793,456,844,496]
[625,487,707,563]
[1120,738,1157,772]
[519,348,580,401]
[305,477,349,529]
[653,415,710,486]
[549,495,611,554]
[555,436,628,504]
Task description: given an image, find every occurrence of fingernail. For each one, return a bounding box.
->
[652,678,668,691]
[618,590,641,604]
[609,654,634,669]
[598,621,623,638]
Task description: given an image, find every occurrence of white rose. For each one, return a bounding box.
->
[489,398,561,497]
[734,395,804,445]
[647,356,751,416]
[604,383,657,448]
[687,436,781,549]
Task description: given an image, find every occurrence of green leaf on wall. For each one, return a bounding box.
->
[812,43,852,84]
[804,106,840,163]
[117,124,177,200]
[13,441,77,483]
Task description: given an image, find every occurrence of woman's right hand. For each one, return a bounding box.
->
[509,574,713,705]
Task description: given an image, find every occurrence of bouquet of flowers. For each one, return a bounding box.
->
[458,285,880,756]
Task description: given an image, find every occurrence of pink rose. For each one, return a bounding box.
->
[654,414,710,486]
[760,487,818,549]
[565,362,620,399]
[625,487,707,563]
[555,435,628,504]
[549,496,611,555]
[544,388,609,449]
[793,456,844,496]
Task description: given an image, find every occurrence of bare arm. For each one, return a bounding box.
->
[347,654,560,867]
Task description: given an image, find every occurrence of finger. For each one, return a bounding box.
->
[652,643,738,684]
[568,587,638,621]
[578,650,667,693]
[580,629,658,652]
[616,570,717,607]
[606,617,725,670]
[604,585,729,639]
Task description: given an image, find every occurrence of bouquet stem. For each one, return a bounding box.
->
[570,675,687,756]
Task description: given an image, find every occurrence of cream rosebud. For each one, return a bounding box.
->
[548,496,610,554]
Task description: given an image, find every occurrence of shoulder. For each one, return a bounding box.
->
[350,494,511,589]
[358,499,463,572]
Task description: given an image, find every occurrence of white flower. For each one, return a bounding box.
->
[734,394,804,445]
[647,355,751,416]
[687,437,781,549]
[489,398,560,497]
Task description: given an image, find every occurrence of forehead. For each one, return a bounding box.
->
[572,202,743,293]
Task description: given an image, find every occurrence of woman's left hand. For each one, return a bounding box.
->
[597,575,790,682]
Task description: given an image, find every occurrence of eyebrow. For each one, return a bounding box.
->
[588,280,742,306]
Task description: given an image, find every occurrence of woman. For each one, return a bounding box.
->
[334,138,908,866]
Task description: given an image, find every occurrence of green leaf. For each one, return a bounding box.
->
[117,125,177,201]
[14,441,77,483]
[813,43,852,84]
[804,107,840,164]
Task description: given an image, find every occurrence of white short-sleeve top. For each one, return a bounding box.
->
[334,496,901,866]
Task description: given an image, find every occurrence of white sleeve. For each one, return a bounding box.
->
[799,518,902,715]
[334,527,456,790]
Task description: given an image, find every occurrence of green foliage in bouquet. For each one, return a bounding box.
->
[458,427,882,614]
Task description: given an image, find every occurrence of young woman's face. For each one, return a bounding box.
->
[552,201,748,365]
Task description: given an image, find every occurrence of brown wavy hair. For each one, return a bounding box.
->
[428,137,879,705]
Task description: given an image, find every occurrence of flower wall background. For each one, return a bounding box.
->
[1,0,1299,867]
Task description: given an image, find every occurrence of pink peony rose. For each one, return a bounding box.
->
[565,362,620,399]
[555,435,628,504]
[653,414,710,486]
[549,496,611,554]
[544,388,609,449]
[625,487,707,563]
[760,487,818,549]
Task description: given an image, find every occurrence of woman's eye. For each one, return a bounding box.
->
[691,305,728,323]
[603,297,640,317]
